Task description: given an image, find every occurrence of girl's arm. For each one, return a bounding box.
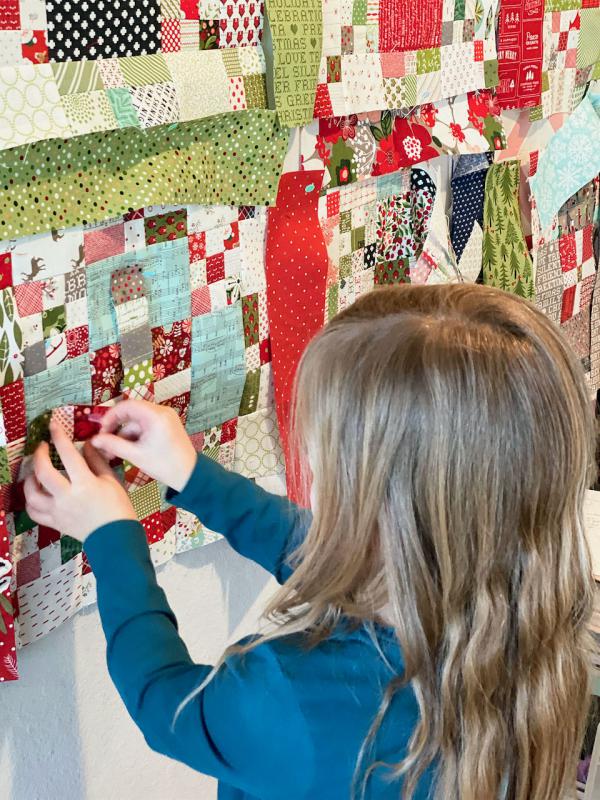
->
[167,454,309,583]
[85,521,314,796]
[92,400,311,583]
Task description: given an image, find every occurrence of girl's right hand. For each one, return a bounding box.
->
[92,400,197,493]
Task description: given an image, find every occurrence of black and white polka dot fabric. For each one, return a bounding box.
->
[46,0,161,62]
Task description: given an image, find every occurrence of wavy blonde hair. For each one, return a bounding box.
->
[181,283,597,799]
[268,284,595,799]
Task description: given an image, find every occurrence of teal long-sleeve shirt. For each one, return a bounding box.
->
[84,455,432,800]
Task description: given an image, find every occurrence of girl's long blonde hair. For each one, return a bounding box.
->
[265,284,596,799]
[179,283,596,799]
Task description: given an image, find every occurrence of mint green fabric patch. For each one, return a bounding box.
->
[107,88,141,128]
[417,48,441,74]
[0,110,289,240]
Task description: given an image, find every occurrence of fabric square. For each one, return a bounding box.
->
[97,59,126,88]
[130,480,161,520]
[120,54,170,86]
[66,327,89,359]
[234,407,284,479]
[120,326,153,367]
[53,61,103,95]
[84,224,126,265]
[21,29,48,65]
[207,252,226,284]
[0,380,25,442]
[161,19,181,52]
[188,231,206,263]
[243,73,267,109]
[111,265,145,305]
[90,344,123,404]
[165,50,229,120]
[23,342,46,377]
[16,551,41,588]
[180,19,200,49]
[0,0,19,30]
[107,88,141,128]
[14,282,43,317]
[0,254,12,289]
[47,0,161,62]
[62,91,118,137]
[64,267,87,304]
[380,0,443,52]
[130,82,180,128]
[123,359,154,394]
[199,19,219,48]
[152,320,192,379]
[242,295,260,347]
[221,48,242,77]
[144,209,187,245]
[327,55,342,83]
[229,75,247,111]
[191,286,211,316]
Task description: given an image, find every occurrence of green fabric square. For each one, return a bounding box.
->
[542,70,550,92]
[243,74,267,109]
[203,442,220,460]
[417,48,441,74]
[221,48,242,78]
[327,285,339,321]
[130,480,161,519]
[53,61,103,95]
[42,305,66,339]
[578,9,600,69]
[242,294,259,347]
[61,535,82,564]
[339,254,352,279]
[351,225,366,251]
[528,105,543,122]
[352,0,367,24]
[327,56,342,83]
[454,0,465,21]
[15,510,36,535]
[123,358,153,390]
[239,368,259,416]
[107,88,140,128]
[483,59,499,88]
[593,60,600,80]
[340,210,352,233]
[0,447,10,484]
[120,54,170,86]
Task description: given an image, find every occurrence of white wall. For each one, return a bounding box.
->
[0,538,277,800]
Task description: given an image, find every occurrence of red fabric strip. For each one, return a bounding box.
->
[379,0,443,53]
[265,171,328,502]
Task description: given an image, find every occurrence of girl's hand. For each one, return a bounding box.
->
[91,400,197,493]
[24,423,137,543]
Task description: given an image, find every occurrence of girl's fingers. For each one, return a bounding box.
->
[90,432,139,464]
[32,442,69,496]
[82,441,113,477]
[50,422,90,483]
[24,473,54,516]
[99,399,155,435]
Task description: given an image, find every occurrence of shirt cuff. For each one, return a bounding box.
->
[84,520,150,579]
[165,453,225,513]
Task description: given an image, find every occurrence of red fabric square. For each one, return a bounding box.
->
[558,30,568,50]
[561,285,576,322]
[313,83,334,118]
[0,380,26,442]
[160,391,190,423]
[14,282,43,316]
[190,431,204,451]
[152,320,192,379]
[180,0,199,19]
[529,151,539,177]
[38,526,61,549]
[223,221,239,251]
[206,252,225,283]
[259,337,271,365]
[380,52,405,78]
[565,48,577,68]
[16,551,41,588]
[161,505,177,532]
[474,40,484,61]
[81,551,93,576]
[188,231,206,263]
[84,224,126,265]
[21,30,48,64]
[582,226,594,262]
[0,254,12,288]
[191,286,211,316]
[74,405,109,441]
[0,0,19,29]
[66,326,89,358]
[220,418,238,444]
[141,511,165,544]
[161,19,181,52]
[559,232,577,269]
[326,190,340,218]
[379,0,442,52]
[124,208,144,221]
[90,344,123,404]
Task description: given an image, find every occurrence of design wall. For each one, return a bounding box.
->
[0,0,598,683]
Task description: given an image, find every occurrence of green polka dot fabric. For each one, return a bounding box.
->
[0,110,289,241]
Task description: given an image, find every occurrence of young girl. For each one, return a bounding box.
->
[24,284,596,800]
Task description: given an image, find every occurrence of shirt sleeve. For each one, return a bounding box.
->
[166,454,310,583]
[84,521,314,797]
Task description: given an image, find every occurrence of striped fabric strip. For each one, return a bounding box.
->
[119,54,171,87]
[53,60,104,95]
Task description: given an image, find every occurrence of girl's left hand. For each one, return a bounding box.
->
[24,422,137,543]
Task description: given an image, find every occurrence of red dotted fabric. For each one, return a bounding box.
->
[265,170,327,502]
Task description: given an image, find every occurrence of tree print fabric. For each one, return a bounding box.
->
[482,161,534,298]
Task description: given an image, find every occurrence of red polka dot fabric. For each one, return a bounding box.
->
[265,171,327,502]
